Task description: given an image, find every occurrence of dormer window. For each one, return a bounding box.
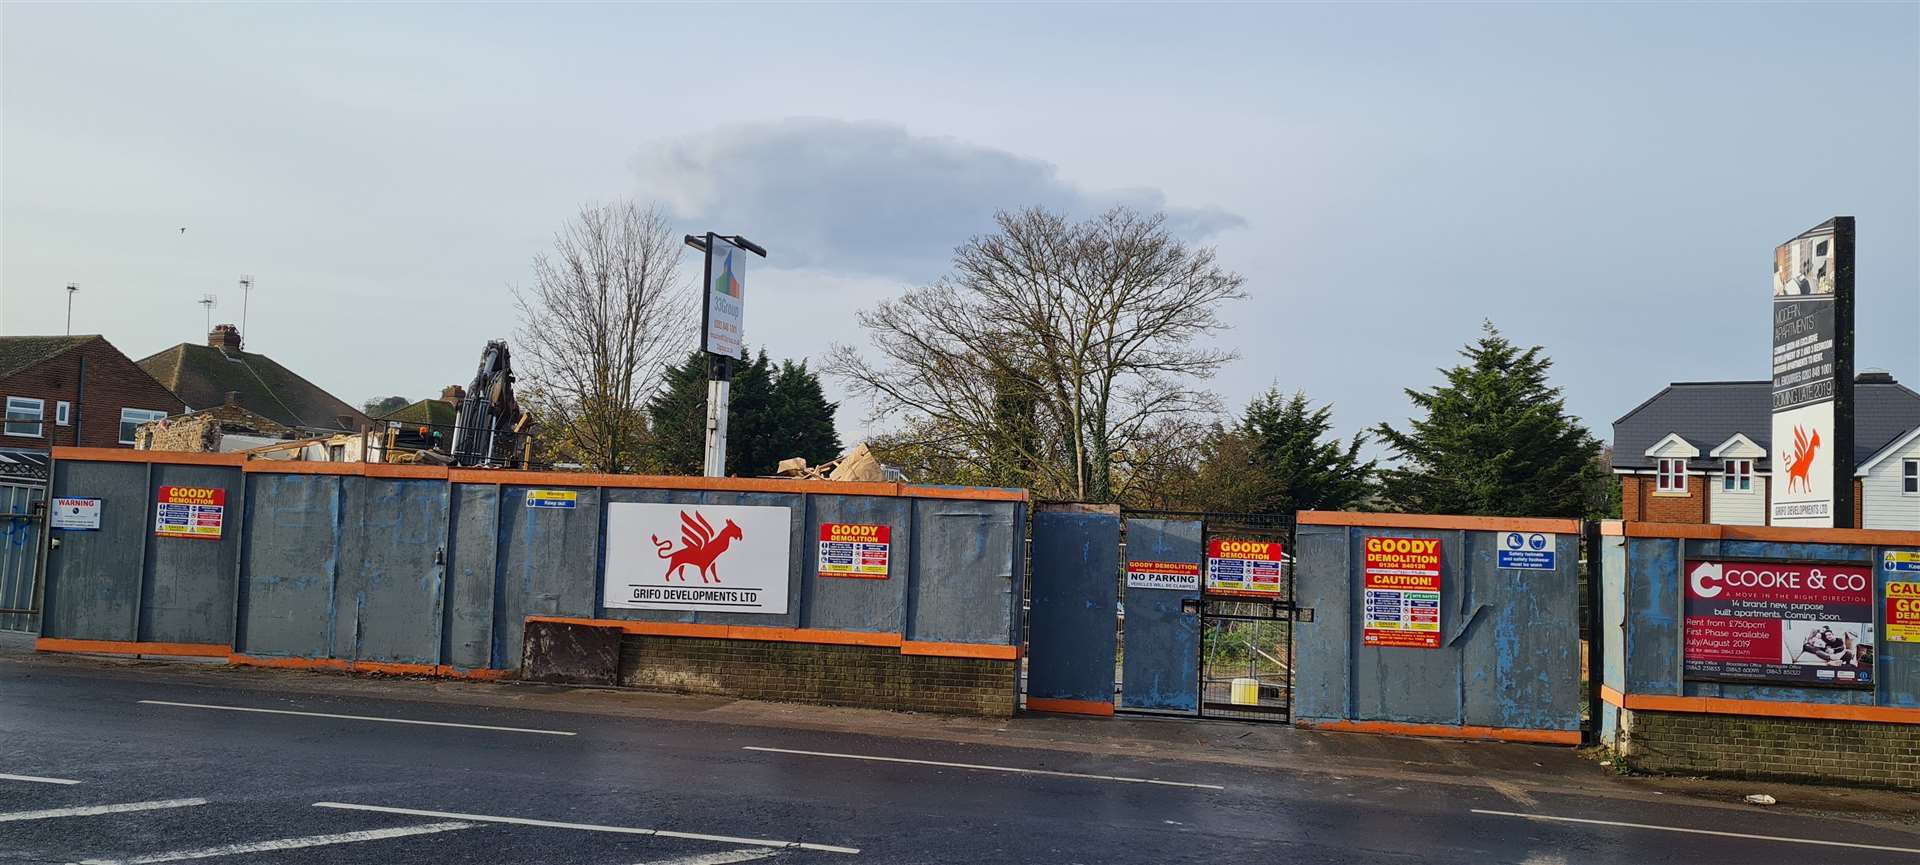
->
[1657,458,1687,492]
[1722,459,1752,492]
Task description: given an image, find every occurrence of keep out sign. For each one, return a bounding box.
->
[1684,559,1874,687]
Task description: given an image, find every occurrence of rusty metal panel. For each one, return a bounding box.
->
[802,495,911,633]
[332,477,448,664]
[444,483,498,670]
[236,473,341,658]
[1349,529,1467,725]
[41,460,149,641]
[907,498,1020,644]
[493,484,601,669]
[1290,523,1352,722]
[1459,530,1580,730]
[139,463,242,645]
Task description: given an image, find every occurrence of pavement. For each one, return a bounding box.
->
[1,638,1916,865]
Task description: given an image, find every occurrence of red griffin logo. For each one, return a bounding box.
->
[1785,425,1821,493]
[652,510,743,583]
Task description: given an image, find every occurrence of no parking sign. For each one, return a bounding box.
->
[1497,531,1556,571]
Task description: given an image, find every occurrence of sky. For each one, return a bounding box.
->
[3,3,1916,454]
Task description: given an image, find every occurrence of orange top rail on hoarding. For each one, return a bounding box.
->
[1297,510,1583,535]
[49,447,1027,502]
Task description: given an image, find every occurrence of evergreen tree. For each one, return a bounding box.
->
[1374,322,1604,518]
[1237,388,1374,515]
[641,348,841,477]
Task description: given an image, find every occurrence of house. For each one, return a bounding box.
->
[375,385,464,452]
[137,325,368,434]
[1611,371,1920,529]
[0,335,186,457]
[134,391,295,453]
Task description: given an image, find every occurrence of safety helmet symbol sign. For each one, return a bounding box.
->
[1497,530,1557,570]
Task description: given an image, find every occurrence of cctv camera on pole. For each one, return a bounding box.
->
[685,232,767,478]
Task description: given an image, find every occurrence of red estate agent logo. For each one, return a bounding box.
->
[651,510,743,583]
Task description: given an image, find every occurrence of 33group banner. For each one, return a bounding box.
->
[604,503,792,613]
[1683,559,1873,687]
[1362,537,1442,649]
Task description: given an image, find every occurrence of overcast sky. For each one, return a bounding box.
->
[3,3,1915,451]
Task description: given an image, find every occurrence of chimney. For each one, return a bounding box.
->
[1856,369,1896,385]
[441,385,466,404]
[209,324,242,351]
[224,391,241,407]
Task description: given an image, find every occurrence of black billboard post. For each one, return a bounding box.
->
[685,232,768,478]
[1769,217,1855,528]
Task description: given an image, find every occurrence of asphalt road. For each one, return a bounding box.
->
[3,663,1917,865]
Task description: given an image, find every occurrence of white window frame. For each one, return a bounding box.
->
[1656,458,1687,493]
[1721,459,1752,492]
[118,408,169,445]
[55,400,71,426]
[5,396,44,438]
[1905,459,1919,495]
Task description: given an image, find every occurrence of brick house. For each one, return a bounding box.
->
[1611,372,1920,528]
[0,335,186,452]
[137,325,368,434]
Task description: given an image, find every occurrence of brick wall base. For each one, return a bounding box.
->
[1620,708,1919,790]
[617,634,1017,717]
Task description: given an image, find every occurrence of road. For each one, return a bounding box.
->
[2,662,1916,865]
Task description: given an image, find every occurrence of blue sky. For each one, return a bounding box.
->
[3,2,1915,449]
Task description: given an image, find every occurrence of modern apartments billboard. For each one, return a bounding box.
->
[1769,217,1854,527]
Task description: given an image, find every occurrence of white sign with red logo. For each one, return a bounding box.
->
[604,503,792,614]
[1770,402,1835,527]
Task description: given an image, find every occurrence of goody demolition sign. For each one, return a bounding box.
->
[817,522,890,579]
[1684,559,1873,687]
[154,486,224,540]
[1362,536,1442,649]
[1127,559,1201,592]
[1889,580,1920,644]
[1205,538,1284,596]
[603,503,792,613]
[1497,531,1556,570]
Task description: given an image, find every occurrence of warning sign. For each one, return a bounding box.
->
[1205,538,1284,596]
[154,486,225,540]
[1497,531,1556,570]
[818,523,890,579]
[1888,581,1920,644]
[51,497,101,530]
[526,489,579,509]
[1887,550,1920,574]
[1363,536,1442,649]
[1127,560,1200,591]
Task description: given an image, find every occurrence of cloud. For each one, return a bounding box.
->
[633,118,1244,280]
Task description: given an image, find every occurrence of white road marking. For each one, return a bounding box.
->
[136,700,575,736]
[0,772,81,785]
[1470,809,1920,855]
[311,802,859,854]
[742,746,1226,791]
[72,821,472,864]
[0,798,207,823]
[633,851,777,865]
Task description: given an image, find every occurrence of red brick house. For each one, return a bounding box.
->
[0,335,185,452]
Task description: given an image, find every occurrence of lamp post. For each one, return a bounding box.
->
[64,284,78,335]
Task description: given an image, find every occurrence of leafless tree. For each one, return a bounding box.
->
[828,207,1244,501]
[514,202,692,473]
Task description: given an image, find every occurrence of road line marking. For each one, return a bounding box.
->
[742,746,1226,791]
[136,700,575,736]
[311,802,859,854]
[0,798,207,823]
[1485,779,1539,807]
[633,851,777,865]
[72,821,472,864]
[1470,809,1920,855]
[0,773,81,785]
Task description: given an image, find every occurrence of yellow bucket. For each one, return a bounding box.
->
[1230,677,1260,706]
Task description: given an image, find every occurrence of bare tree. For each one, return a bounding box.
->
[514,202,692,473]
[828,206,1244,501]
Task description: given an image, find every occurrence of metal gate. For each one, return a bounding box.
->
[1118,511,1295,722]
[0,479,47,632]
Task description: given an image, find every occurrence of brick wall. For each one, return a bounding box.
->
[1622,476,1708,523]
[618,634,1017,717]
[0,338,184,450]
[1620,708,1919,790]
